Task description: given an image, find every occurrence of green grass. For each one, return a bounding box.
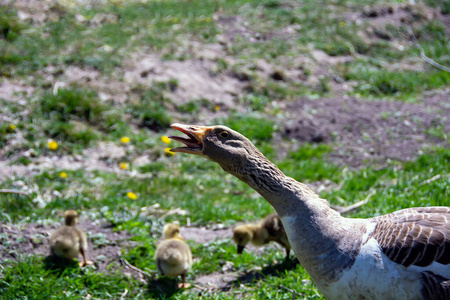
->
[344,65,450,99]
[126,83,174,132]
[0,256,142,299]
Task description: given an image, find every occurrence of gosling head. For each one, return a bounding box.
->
[64,210,79,226]
[163,223,183,240]
[233,225,253,254]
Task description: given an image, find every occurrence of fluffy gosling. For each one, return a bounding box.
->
[155,223,193,288]
[233,213,292,259]
[49,210,93,267]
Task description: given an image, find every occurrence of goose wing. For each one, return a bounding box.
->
[371,207,450,268]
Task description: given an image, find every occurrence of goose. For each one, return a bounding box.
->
[49,210,93,267]
[233,213,292,260]
[169,123,450,300]
[155,223,193,288]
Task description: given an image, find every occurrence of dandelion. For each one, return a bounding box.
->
[127,191,137,200]
[119,162,128,170]
[215,105,220,111]
[120,136,131,144]
[164,147,175,156]
[339,21,346,27]
[59,172,68,179]
[9,124,16,130]
[161,135,171,144]
[48,140,59,151]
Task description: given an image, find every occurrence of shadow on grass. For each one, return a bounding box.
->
[147,277,182,299]
[43,255,80,276]
[233,258,300,286]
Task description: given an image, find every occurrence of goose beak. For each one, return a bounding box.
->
[169,123,213,155]
[237,245,245,254]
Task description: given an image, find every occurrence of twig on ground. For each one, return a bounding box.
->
[280,284,297,300]
[420,174,446,186]
[335,189,376,215]
[0,189,32,200]
[120,257,155,278]
[407,27,450,73]
[120,288,128,299]
[333,189,375,214]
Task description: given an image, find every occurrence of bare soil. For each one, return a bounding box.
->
[0,217,133,273]
[282,92,450,167]
[1,219,292,290]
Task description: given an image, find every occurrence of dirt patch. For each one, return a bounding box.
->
[0,79,34,103]
[123,53,249,107]
[38,65,129,104]
[358,3,443,43]
[181,226,232,244]
[0,217,133,273]
[282,93,450,167]
[194,272,237,291]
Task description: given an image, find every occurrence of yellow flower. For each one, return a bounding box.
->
[127,192,137,200]
[59,172,68,178]
[339,21,346,27]
[119,162,128,170]
[120,136,131,144]
[48,140,59,150]
[164,147,175,156]
[215,105,220,111]
[9,124,16,130]
[161,135,171,144]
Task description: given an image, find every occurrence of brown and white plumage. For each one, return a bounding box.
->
[49,210,93,267]
[169,123,450,300]
[233,213,292,259]
[155,223,193,288]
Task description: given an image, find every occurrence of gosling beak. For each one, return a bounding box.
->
[237,245,245,254]
[169,123,213,155]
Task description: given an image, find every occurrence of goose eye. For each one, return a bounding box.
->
[219,131,229,138]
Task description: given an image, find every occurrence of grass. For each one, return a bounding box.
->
[1,256,141,299]
[1,0,449,298]
[345,67,450,99]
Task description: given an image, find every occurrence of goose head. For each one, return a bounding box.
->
[169,123,262,174]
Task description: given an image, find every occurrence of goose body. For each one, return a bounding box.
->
[155,223,193,288]
[233,213,291,259]
[49,210,93,267]
[169,123,450,300]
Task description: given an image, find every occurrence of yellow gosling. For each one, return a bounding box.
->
[233,213,291,259]
[49,210,93,267]
[155,223,192,288]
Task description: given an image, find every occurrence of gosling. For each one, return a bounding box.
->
[49,210,93,267]
[155,223,192,288]
[233,213,292,259]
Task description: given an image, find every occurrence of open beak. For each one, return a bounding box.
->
[169,123,213,155]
